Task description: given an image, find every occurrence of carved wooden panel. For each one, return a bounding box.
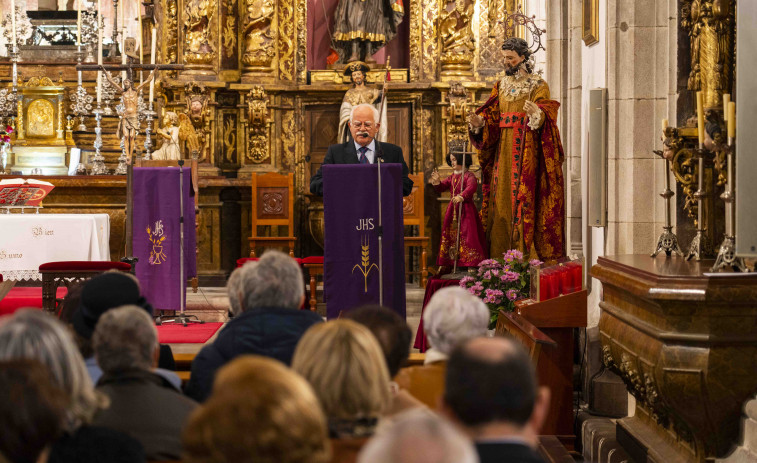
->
[258,187,288,219]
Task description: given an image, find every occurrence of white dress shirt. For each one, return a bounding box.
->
[354,140,377,164]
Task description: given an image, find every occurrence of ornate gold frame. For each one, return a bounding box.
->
[582,0,599,46]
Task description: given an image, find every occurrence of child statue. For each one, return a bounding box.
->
[429,149,486,272]
[152,112,181,161]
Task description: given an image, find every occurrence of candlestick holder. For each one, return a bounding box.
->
[109,0,119,58]
[711,139,749,272]
[651,156,683,257]
[91,108,109,175]
[143,108,156,160]
[70,48,92,131]
[114,132,128,175]
[685,146,713,261]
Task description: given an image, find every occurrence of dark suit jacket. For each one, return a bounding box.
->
[309,140,413,196]
[475,442,546,463]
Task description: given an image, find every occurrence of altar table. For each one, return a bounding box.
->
[0,214,110,281]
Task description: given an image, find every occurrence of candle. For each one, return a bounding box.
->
[723,94,730,120]
[696,91,705,146]
[97,0,103,105]
[77,0,82,47]
[149,27,156,104]
[728,102,735,139]
[11,0,16,49]
[661,118,668,136]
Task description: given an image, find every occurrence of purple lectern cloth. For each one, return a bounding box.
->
[323,163,406,319]
[133,167,197,311]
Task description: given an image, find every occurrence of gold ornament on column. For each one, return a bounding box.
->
[246,86,271,163]
[242,0,276,71]
[183,0,217,66]
[439,0,475,79]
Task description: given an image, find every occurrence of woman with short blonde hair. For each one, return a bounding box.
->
[292,320,392,437]
[183,355,330,463]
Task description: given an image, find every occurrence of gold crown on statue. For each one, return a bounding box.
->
[502,6,546,55]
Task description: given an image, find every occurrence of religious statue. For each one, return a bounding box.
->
[183,0,216,64]
[152,112,182,160]
[468,34,565,261]
[338,62,386,143]
[332,0,404,63]
[102,69,156,161]
[184,83,211,161]
[429,148,486,271]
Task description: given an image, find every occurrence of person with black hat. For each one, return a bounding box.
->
[70,272,180,390]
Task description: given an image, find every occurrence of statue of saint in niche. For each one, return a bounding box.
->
[338,62,386,144]
[332,0,404,63]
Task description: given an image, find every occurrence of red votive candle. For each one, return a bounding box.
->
[558,265,572,295]
[570,262,583,291]
[539,268,549,301]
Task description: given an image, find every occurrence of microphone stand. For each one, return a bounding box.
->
[376,144,384,307]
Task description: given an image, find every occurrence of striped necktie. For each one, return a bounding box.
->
[358,146,369,164]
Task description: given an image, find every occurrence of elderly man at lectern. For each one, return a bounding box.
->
[309,104,413,197]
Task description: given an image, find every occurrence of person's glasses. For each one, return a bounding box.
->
[351,121,374,129]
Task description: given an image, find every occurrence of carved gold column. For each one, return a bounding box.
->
[240,0,277,81]
[441,81,472,153]
[439,0,475,80]
[240,86,272,173]
[682,0,734,110]
[181,0,218,77]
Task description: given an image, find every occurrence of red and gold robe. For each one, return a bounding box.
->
[470,73,566,261]
[434,170,486,267]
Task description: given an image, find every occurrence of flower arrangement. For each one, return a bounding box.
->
[459,249,542,329]
[1,125,12,147]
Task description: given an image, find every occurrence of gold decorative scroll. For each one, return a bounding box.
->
[280,109,296,170]
[439,0,475,78]
[242,0,275,70]
[222,0,237,58]
[278,0,296,80]
[420,0,438,79]
[165,0,179,65]
[222,114,237,164]
[247,86,271,163]
[183,0,217,65]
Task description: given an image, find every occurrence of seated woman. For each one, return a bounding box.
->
[292,320,392,463]
[0,310,146,463]
[429,150,486,273]
[394,286,489,409]
[151,112,182,161]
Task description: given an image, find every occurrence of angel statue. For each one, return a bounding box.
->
[152,112,181,160]
[178,112,202,159]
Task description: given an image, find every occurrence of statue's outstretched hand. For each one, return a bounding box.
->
[523,100,539,116]
[429,169,441,185]
[467,110,484,131]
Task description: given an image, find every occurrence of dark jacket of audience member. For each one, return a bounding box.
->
[49,427,146,463]
[92,306,198,461]
[185,251,322,402]
[443,337,549,463]
[0,360,67,463]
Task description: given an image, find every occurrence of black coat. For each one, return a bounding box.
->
[475,442,546,463]
[309,141,413,196]
[184,307,323,402]
[49,426,146,463]
[93,369,198,461]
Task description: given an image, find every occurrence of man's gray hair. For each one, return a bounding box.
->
[423,286,489,355]
[350,103,379,125]
[240,250,305,311]
[93,305,157,374]
[226,265,247,316]
[358,408,478,463]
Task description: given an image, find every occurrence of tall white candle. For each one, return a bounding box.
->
[97,0,103,105]
[149,27,156,104]
[77,0,82,47]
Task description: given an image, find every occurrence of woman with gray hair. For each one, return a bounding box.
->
[394,286,489,409]
[0,310,146,463]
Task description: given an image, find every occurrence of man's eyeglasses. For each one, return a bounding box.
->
[351,121,374,129]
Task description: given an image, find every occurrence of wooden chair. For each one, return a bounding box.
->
[403,173,429,287]
[134,159,199,292]
[394,360,446,409]
[301,256,323,312]
[495,310,557,365]
[39,261,132,314]
[248,172,296,258]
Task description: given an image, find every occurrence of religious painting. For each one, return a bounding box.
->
[582,0,598,46]
[27,99,55,138]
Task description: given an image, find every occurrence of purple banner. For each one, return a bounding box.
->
[133,167,197,311]
[323,164,406,319]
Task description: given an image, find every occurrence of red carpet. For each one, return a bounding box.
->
[156,322,223,344]
[0,287,68,316]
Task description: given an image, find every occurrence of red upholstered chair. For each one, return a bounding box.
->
[39,261,132,315]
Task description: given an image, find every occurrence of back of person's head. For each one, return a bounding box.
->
[292,320,391,426]
[358,409,478,463]
[72,272,153,342]
[0,359,68,463]
[0,310,105,428]
[444,336,538,430]
[93,305,158,375]
[240,250,305,311]
[226,265,247,317]
[423,287,489,355]
[183,355,330,463]
[343,305,411,378]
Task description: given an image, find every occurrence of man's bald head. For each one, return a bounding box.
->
[444,336,537,428]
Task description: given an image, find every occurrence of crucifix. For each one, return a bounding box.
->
[76,60,185,267]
